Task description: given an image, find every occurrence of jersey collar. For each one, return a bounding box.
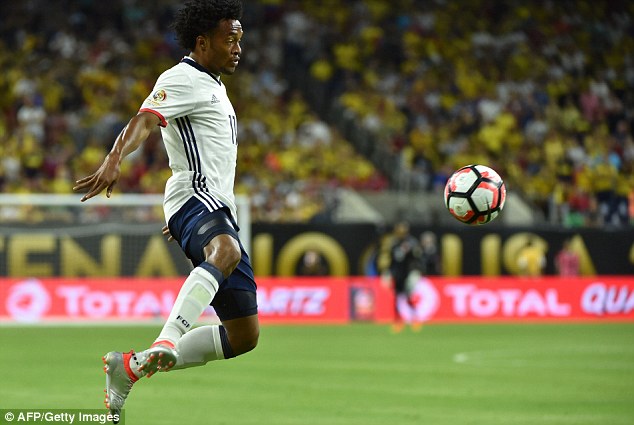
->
[181,57,222,86]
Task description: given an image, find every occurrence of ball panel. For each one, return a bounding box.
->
[449,167,478,193]
[471,186,494,212]
[473,165,502,182]
[447,196,475,222]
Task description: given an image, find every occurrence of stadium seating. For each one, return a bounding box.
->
[0,0,632,226]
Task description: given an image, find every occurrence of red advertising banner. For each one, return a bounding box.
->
[395,276,634,323]
[0,277,391,324]
[0,278,180,323]
[0,276,632,324]
[254,277,351,324]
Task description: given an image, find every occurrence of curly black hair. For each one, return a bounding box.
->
[172,0,243,51]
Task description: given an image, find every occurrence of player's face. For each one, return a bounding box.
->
[203,19,243,75]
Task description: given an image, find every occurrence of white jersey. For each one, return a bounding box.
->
[140,57,238,223]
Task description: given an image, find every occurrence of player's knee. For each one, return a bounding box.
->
[232,327,259,356]
[205,235,241,276]
[247,327,260,351]
[225,243,242,271]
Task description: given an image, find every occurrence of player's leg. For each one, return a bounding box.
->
[152,234,238,347]
[138,208,239,371]
[396,293,414,324]
[154,262,223,344]
[391,276,407,333]
[136,262,227,377]
[221,313,259,355]
[101,202,221,414]
[143,207,257,372]
[173,258,259,369]
[171,313,259,369]
[102,206,255,417]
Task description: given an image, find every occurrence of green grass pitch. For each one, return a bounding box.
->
[1,323,633,425]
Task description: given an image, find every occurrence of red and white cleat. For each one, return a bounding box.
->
[103,351,138,423]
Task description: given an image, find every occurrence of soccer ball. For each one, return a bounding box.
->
[443,164,506,225]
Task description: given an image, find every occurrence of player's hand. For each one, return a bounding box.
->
[162,225,174,242]
[73,154,121,202]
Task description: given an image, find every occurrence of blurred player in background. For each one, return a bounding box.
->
[418,231,441,277]
[73,0,258,421]
[380,221,423,333]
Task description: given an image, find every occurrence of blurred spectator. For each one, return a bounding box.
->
[418,231,441,276]
[517,238,547,277]
[16,94,46,142]
[555,238,580,277]
[297,250,329,276]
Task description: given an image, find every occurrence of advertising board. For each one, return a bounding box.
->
[1,277,632,324]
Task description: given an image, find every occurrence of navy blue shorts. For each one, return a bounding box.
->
[168,197,257,321]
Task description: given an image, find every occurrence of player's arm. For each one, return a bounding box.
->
[73,111,160,201]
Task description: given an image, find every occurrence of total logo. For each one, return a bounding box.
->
[3,279,176,322]
[5,279,52,322]
[399,279,575,319]
[444,284,572,317]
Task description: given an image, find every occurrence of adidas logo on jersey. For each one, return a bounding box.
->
[210,95,220,104]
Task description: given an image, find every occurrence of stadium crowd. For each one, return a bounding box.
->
[0,0,632,226]
[0,0,387,223]
[288,0,634,227]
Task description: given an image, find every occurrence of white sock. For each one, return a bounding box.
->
[155,266,219,346]
[172,325,225,370]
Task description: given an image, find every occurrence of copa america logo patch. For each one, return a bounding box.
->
[152,89,167,102]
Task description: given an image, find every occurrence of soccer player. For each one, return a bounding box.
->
[381,221,423,333]
[73,0,258,420]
